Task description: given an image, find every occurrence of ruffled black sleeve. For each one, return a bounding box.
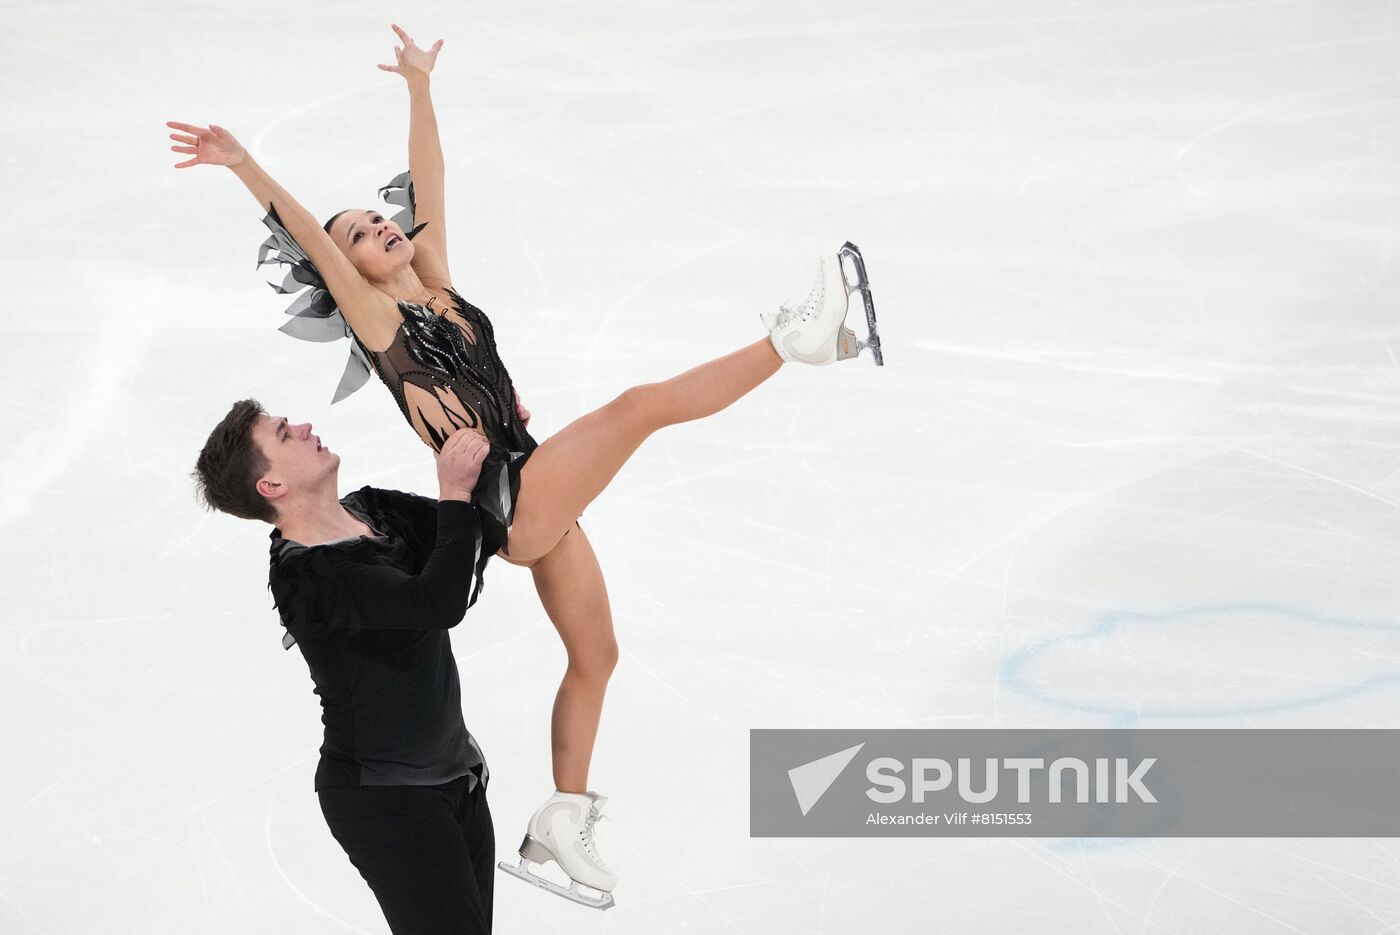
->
[270,500,481,645]
[357,485,441,557]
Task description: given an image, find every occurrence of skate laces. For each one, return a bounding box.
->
[774,273,825,330]
[580,803,612,871]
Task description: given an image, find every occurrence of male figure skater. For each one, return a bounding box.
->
[192,399,498,934]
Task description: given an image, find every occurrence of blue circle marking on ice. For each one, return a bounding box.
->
[993,602,1400,853]
[998,602,1400,721]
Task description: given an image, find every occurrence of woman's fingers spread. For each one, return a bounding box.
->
[166,121,207,137]
[171,145,197,154]
[168,132,197,144]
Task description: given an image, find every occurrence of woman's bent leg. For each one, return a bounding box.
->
[527,523,618,792]
[505,337,781,563]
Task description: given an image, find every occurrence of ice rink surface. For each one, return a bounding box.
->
[5,0,1400,931]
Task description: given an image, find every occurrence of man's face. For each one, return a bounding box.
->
[251,414,339,508]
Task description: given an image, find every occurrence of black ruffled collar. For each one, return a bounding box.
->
[267,489,399,650]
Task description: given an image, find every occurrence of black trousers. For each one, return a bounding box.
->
[318,778,495,934]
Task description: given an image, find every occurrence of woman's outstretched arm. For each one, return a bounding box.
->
[167,121,399,347]
[379,24,453,286]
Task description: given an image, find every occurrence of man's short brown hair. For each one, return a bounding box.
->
[192,399,276,523]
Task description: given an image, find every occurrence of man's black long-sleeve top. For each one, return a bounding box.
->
[267,486,499,792]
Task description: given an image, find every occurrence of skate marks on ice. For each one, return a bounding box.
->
[984,460,1400,734]
[265,799,377,935]
[0,267,164,532]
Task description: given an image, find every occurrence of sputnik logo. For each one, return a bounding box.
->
[788,743,865,816]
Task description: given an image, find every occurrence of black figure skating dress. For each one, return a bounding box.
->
[258,170,535,550]
[358,286,534,453]
[356,287,537,546]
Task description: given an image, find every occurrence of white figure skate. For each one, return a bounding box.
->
[496,790,617,910]
[764,241,884,366]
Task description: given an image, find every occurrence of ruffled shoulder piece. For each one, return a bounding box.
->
[269,544,352,651]
[378,170,424,237]
[257,171,429,404]
[267,535,312,650]
[267,529,395,649]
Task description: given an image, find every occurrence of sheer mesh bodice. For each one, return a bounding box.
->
[356,286,537,457]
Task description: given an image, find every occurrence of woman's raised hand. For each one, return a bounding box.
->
[166,122,246,169]
[378,23,443,78]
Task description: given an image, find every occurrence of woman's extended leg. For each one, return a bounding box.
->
[503,337,782,563]
[524,523,617,793]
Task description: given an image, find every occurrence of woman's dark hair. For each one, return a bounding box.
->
[192,399,276,523]
[324,209,352,237]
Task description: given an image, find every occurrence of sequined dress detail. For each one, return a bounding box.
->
[358,286,536,456]
[356,288,537,540]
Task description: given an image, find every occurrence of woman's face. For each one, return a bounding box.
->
[327,208,414,280]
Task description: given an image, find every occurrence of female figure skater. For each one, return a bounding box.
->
[168,23,880,910]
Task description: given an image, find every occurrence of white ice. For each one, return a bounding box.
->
[5,0,1400,932]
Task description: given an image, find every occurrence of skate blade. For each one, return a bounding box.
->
[497,857,616,911]
[838,241,884,366]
